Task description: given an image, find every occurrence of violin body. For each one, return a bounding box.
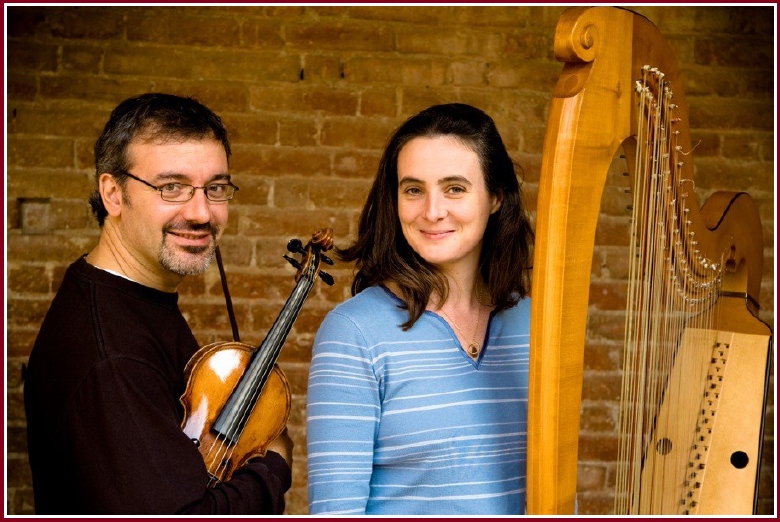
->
[181,341,291,483]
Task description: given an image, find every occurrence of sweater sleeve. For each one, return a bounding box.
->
[306,311,380,514]
[65,357,290,514]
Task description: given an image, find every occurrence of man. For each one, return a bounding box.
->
[23,93,292,514]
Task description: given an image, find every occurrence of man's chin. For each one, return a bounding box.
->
[160,246,215,276]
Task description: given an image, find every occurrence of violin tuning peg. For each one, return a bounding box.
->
[321,254,334,266]
[287,238,304,254]
[283,254,302,269]
[318,270,334,286]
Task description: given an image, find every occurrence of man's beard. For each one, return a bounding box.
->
[158,222,220,276]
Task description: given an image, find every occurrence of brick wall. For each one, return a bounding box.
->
[5,5,775,516]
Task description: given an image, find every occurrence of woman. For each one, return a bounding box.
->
[306,103,533,515]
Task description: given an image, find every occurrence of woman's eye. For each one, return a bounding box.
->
[403,186,422,195]
[446,185,466,194]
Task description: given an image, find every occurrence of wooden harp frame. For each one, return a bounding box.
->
[527,6,771,515]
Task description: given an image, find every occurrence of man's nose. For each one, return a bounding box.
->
[180,189,213,223]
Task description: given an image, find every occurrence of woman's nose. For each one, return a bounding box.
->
[422,193,447,221]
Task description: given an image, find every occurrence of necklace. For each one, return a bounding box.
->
[440,288,485,358]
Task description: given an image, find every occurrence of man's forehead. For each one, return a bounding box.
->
[125,137,229,172]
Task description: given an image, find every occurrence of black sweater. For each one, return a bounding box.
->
[24,256,291,514]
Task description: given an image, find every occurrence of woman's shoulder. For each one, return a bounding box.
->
[315,285,408,347]
[332,285,402,314]
[494,295,531,322]
[486,295,531,340]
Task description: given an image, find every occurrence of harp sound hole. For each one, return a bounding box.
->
[730,451,749,469]
[656,438,673,456]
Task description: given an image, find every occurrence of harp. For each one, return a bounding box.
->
[527,6,773,515]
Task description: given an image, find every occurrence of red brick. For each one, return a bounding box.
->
[299,55,343,84]
[126,12,242,47]
[580,374,623,402]
[287,23,394,52]
[348,6,445,24]
[589,281,628,311]
[344,57,448,86]
[580,402,618,432]
[7,266,50,294]
[359,87,398,118]
[249,85,358,115]
[6,72,38,101]
[578,433,619,461]
[40,74,152,105]
[576,463,608,491]
[453,6,536,27]
[62,43,103,73]
[332,150,381,179]
[309,178,372,209]
[320,118,397,149]
[397,28,503,59]
[49,7,124,39]
[7,137,74,169]
[690,98,774,131]
[243,19,285,49]
[279,119,319,147]
[5,6,48,37]
[232,145,331,177]
[6,40,58,72]
[6,330,39,358]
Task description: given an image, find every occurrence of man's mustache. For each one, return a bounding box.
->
[163,222,220,237]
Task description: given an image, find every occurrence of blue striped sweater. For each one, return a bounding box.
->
[307,285,530,515]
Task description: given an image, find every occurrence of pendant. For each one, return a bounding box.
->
[468,343,480,357]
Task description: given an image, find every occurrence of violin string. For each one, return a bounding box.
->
[204,437,228,484]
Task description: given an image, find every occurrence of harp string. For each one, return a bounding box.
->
[615,65,725,514]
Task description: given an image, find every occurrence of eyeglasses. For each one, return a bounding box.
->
[120,171,239,202]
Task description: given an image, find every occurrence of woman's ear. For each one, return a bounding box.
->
[490,192,503,214]
[98,173,124,218]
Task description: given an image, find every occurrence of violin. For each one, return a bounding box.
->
[180,228,335,486]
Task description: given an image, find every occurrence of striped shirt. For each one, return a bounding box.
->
[307,285,530,515]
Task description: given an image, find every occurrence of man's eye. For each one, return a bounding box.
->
[160,183,184,193]
[207,184,228,195]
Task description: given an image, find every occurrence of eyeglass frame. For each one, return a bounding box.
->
[117,170,239,203]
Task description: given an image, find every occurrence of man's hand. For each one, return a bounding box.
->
[266,427,293,468]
